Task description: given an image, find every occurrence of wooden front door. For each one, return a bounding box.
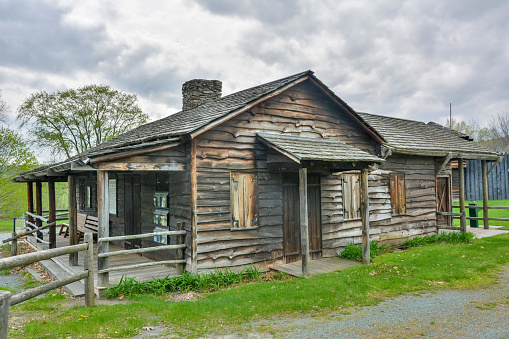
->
[124,174,141,249]
[282,173,322,264]
[437,177,451,226]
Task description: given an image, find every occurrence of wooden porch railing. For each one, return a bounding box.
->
[96,222,187,293]
[24,211,53,245]
[0,234,95,339]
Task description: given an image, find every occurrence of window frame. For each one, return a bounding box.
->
[342,173,361,220]
[390,173,407,215]
[230,171,259,230]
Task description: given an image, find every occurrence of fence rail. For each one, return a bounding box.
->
[451,205,509,223]
[97,222,186,292]
[0,234,95,339]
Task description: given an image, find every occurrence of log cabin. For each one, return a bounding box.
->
[14,70,500,276]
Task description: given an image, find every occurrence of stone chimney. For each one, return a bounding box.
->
[182,79,222,111]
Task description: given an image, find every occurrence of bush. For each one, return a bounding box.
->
[105,265,261,298]
[338,241,391,261]
[401,231,475,248]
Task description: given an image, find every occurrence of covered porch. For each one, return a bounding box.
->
[257,133,385,276]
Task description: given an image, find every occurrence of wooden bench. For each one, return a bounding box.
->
[59,213,86,238]
[77,214,98,242]
[59,213,98,242]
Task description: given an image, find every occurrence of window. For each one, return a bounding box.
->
[390,174,407,215]
[230,172,259,229]
[108,178,117,215]
[79,178,97,211]
[342,173,361,220]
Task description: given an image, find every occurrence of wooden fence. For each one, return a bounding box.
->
[0,234,95,339]
[465,153,509,201]
[96,222,187,293]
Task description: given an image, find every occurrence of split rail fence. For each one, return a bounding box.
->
[0,234,95,339]
[96,221,187,293]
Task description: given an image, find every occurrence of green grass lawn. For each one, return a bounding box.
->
[453,199,509,229]
[6,233,509,338]
[0,220,16,233]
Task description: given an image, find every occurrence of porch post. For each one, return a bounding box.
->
[48,179,56,249]
[190,139,198,274]
[68,175,78,265]
[97,170,109,296]
[458,158,467,233]
[27,182,34,228]
[299,167,310,277]
[360,168,370,264]
[482,160,489,229]
[35,181,43,243]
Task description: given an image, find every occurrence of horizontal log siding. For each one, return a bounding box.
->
[373,155,437,246]
[195,80,376,271]
[321,171,391,257]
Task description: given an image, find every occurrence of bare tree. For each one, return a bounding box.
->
[484,112,509,153]
[0,89,8,124]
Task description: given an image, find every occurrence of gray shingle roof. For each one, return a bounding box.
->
[356,112,498,159]
[83,70,312,157]
[257,133,384,163]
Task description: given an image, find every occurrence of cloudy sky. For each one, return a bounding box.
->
[2,0,509,133]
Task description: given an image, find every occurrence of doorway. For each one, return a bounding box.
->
[282,173,322,263]
[124,174,141,249]
[437,176,451,227]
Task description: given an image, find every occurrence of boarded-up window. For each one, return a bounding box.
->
[342,173,360,220]
[390,174,407,215]
[231,172,259,229]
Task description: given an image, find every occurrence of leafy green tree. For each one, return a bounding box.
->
[0,127,39,219]
[17,85,150,158]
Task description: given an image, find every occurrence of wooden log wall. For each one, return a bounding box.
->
[194,80,378,271]
[374,154,437,246]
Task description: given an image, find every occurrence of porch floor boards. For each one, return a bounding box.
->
[26,233,177,291]
[271,256,362,277]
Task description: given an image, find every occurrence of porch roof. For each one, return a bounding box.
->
[256,133,384,164]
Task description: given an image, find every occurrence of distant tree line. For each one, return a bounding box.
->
[445,112,509,153]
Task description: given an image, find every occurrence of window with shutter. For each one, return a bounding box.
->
[342,173,361,220]
[390,174,407,215]
[230,172,259,229]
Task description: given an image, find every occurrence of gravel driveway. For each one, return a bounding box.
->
[209,267,509,339]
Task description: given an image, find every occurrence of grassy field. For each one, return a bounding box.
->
[0,219,16,233]
[5,233,509,338]
[453,199,509,229]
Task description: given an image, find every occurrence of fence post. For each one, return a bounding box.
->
[176,222,185,275]
[10,232,17,257]
[0,291,11,339]
[460,211,467,233]
[84,233,95,307]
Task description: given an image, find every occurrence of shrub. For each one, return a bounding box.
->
[402,231,475,248]
[338,241,391,261]
[105,265,261,298]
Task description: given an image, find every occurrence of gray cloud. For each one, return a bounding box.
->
[1,0,509,138]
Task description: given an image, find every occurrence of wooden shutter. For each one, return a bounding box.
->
[342,174,361,220]
[390,174,406,214]
[231,173,259,228]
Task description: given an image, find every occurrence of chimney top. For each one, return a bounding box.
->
[182,79,222,111]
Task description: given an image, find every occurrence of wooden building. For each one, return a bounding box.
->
[14,70,500,275]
